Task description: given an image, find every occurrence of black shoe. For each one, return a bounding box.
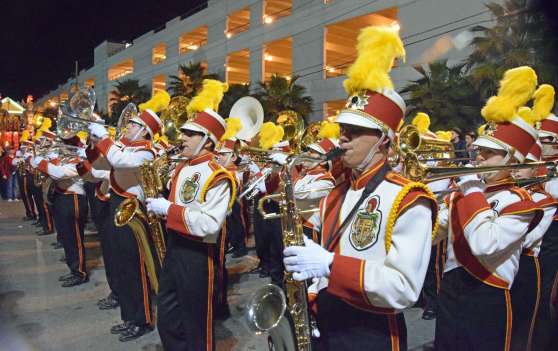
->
[422,308,437,320]
[52,242,63,249]
[59,256,66,263]
[61,275,88,287]
[33,221,42,226]
[232,248,248,258]
[118,324,152,342]
[110,322,132,334]
[97,292,118,305]
[99,297,119,310]
[58,273,75,281]
[36,230,51,236]
[226,246,236,254]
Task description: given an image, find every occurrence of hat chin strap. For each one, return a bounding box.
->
[481,150,513,182]
[356,135,386,172]
[129,126,145,142]
[192,134,208,157]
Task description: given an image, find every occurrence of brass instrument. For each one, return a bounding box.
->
[276,110,305,153]
[160,96,190,144]
[17,161,25,177]
[257,186,335,219]
[240,145,288,163]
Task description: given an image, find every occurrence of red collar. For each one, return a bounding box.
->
[127,139,151,148]
[484,177,515,193]
[350,159,386,190]
[189,152,214,166]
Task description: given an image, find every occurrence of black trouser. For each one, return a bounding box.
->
[29,180,46,227]
[83,181,97,227]
[316,290,407,350]
[253,194,271,272]
[422,239,446,312]
[93,196,117,296]
[43,201,54,233]
[107,192,152,325]
[157,232,216,351]
[435,267,511,351]
[17,173,35,218]
[266,200,284,286]
[532,220,558,351]
[215,225,228,310]
[511,254,540,351]
[52,192,87,278]
[226,200,246,252]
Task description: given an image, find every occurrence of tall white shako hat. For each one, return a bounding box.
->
[180,79,229,144]
[335,25,406,141]
[133,90,169,137]
[473,67,543,163]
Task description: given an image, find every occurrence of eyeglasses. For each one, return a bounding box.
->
[180,129,205,138]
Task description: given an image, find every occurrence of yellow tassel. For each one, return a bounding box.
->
[532,84,555,122]
[385,182,439,253]
[139,90,171,113]
[259,122,284,150]
[318,121,340,139]
[343,25,405,95]
[481,66,538,123]
[20,130,30,142]
[221,118,242,141]
[435,131,452,141]
[412,112,431,135]
[186,79,229,117]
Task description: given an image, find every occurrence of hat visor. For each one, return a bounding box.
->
[336,110,394,139]
[472,136,507,152]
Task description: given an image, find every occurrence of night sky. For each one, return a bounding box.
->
[0,0,206,101]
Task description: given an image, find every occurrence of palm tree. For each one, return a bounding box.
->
[218,83,251,117]
[167,62,219,98]
[108,79,150,124]
[400,60,482,131]
[254,74,314,123]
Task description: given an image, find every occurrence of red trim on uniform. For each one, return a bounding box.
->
[76,161,92,176]
[109,171,136,199]
[321,183,349,251]
[500,200,543,233]
[388,314,401,351]
[350,159,385,190]
[135,231,153,325]
[398,190,437,227]
[72,194,86,277]
[95,137,114,156]
[485,180,515,193]
[206,245,215,351]
[308,292,318,316]
[361,91,404,132]
[139,110,161,135]
[95,182,110,202]
[194,111,226,141]
[85,146,101,163]
[505,289,512,351]
[37,159,49,174]
[527,256,541,351]
[166,203,191,236]
[450,193,510,289]
[540,118,558,136]
[44,203,53,232]
[456,192,491,229]
[190,152,214,166]
[493,122,536,158]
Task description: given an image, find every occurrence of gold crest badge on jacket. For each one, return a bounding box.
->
[180,173,200,203]
[350,196,382,250]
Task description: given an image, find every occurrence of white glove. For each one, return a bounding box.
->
[77,148,87,159]
[46,151,59,160]
[31,156,44,168]
[88,123,109,139]
[283,236,334,281]
[15,150,22,157]
[146,197,171,217]
[456,174,485,196]
[426,178,451,194]
[270,152,289,166]
[248,161,260,174]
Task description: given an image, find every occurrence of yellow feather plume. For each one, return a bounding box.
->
[222,118,242,141]
[139,90,171,113]
[343,25,405,95]
[186,79,229,116]
[478,124,487,136]
[20,130,30,142]
[481,66,538,123]
[259,122,284,150]
[33,130,43,141]
[435,131,453,141]
[412,112,431,135]
[517,106,536,125]
[318,121,340,139]
[532,84,555,122]
[39,118,52,131]
[76,131,88,142]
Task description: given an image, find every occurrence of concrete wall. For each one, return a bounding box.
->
[37,0,497,120]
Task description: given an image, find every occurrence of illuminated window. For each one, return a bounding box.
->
[179,26,208,55]
[263,37,292,81]
[226,49,250,85]
[108,58,134,81]
[152,74,166,96]
[226,7,250,38]
[152,43,167,65]
[263,0,292,24]
[324,100,346,119]
[84,77,95,88]
[324,8,398,78]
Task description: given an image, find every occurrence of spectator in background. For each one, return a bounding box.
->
[465,131,477,162]
[451,127,468,163]
[0,147,7,199]
[1,147,17,201]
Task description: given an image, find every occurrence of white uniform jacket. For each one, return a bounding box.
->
[440,180,543,289]
[308,160,437,312]
[87,137,154,201]
[522,187,557,256]
[36,157,85,195]
[77,160,111,201]
[166,153,235,244]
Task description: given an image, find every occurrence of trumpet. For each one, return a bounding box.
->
[239,145,289,163]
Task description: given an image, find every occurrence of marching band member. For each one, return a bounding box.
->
[146,79,235,351]
[283,26,437,350]
[14,138,37,221]
[434,67,544,351]
[32,133,89,287]
[531,87,558,351]
[30,131,56,236]
[87,93,167,341]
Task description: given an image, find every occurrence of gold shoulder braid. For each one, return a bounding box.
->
[200,168,237,210]
[385,182,439,253]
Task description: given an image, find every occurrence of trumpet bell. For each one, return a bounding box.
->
[245,284,286,332]
[276,110,304,146]
[114,198,140,227]
[69,87,96,119]
[229,96,264,141]
[160,96,190,145]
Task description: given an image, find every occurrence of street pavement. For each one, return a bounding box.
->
[0,200,435,350]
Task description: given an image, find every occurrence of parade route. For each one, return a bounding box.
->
[0,200,435,350]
